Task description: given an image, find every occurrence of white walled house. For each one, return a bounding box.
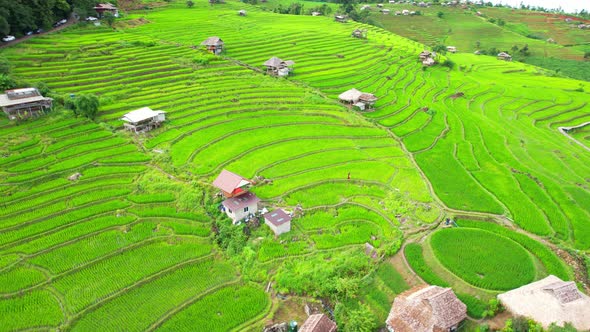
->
[121,107,166,133]
[221,192,260,224]
[264,209,291,236]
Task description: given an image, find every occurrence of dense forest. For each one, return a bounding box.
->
[0,0,117,36]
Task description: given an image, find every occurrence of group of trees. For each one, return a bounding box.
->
[0,0,113,36]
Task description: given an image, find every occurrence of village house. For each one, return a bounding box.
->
[497,52,512,61]
[382,9,391,14]
[385,285,467,332]
[238,10,246,16]
[402,9,410,15]
[339,88,377,111]
[201,36,224,55]
[213,169,252,198]
[300,314,337,332]
[419,50,437,66]
[0,88,53,120]
[311,11,321,16]
[264,209,291,236]
[221,191,260,224]
[264,57,295,77]
[498,275,590,331]
[351,29,367,39]
[446,46,457,53]
[121,107,166,133]
[334,15,347,23]
[93,3,119,18]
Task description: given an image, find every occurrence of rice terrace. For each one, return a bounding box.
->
[0,0,589,331]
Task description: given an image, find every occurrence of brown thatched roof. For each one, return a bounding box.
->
[359,93,377,102]
[200,36,224,46]
[264,56,283,68]
[299,314,337,332]
[498,275,590,330]
[386,285,467,332]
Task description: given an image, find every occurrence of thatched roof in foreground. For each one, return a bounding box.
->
[498,275,590,330]
[386,285,467,332]
[299,314,337,332]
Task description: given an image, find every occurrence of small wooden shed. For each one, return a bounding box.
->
[200,36,224,55]
[497,52,512,61]
[351,29,367,39]
[264,57,295,77]
[121,107,166,133]
[0,88,53,121]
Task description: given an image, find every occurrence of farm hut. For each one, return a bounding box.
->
[546,38,556,43]
[389,0,396,3]
[497,52,512,61]
[213,169,252,198]
[351,29,367,39]
[402,9,410,15]
[565,18,572,22]
[238,9,246,16]
[300,314,337,332]
[446,46,457,53]
[339,88,376,110]
[474,50,482,55]
[0,88,53,121]
[264,57,295,77]
[419,50,432,60]
[385,285,467,332]
[358,93,377,110]
[334,15,347,23]
[221,191,260,224]
[360,5,371,11]
[338,88,363,104]
[377,3,384,7]
[395,11,402,15]
[121,107,166,133]
[264,209,291,236]
[94,3,119,18]
[201,36,224,55]
[311,11,321,16]
[382,9,391,14]
[498,275,590,330]
[410,11,416,15]
[422,57,436,66]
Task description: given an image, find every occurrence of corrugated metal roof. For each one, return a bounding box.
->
[263,209,291,226]
[213,169,250,193]
[0,94,51,108]
[121,107,165,123]
[222,192,260,210]
[338,88,362,102]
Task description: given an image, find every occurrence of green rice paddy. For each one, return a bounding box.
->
[0,0,588,329]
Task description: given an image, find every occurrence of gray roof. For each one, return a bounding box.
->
[264,56,283,67]
[222,191,260,210]
[263,209,291,226]
[0,88,51,108]
[201,36,224,46]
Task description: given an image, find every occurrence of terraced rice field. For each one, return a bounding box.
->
[0,0,588,329]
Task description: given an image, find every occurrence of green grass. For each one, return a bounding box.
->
[430,228,536,290]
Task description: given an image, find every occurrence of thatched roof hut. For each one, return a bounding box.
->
[300,314,337,332]
[264,57,295,76]
[200,36,224,55]
[498,275,590,330]
[338,88,362,103]
[385,285,467,332]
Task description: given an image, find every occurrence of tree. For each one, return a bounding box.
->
[433,44,447,54]
[0,57,10,75]
[437,11,444,18]
[342,304,376,332]
[71,0,96,19]
[476,40,481,49]
[186,0,194,7]
[74,94,100,119]
[584,51,590,59]
[103,12,116,27]
[0,74,15,91]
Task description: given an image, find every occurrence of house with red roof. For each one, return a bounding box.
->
[213,169,252,198]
